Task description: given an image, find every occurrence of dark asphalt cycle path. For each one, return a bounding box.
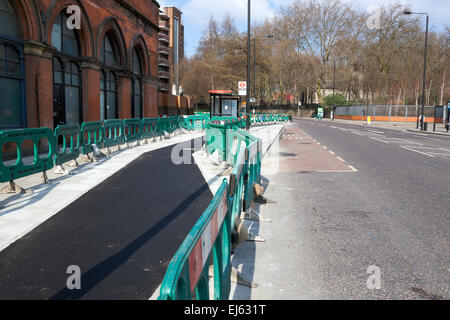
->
[0,138,212,300]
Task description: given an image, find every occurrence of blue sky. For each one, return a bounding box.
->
[158,0,450,57]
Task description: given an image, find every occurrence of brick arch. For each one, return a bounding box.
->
[96,17,127,68]
[129,34,151,76]
[46,0,95,57]
[7,0,42,41]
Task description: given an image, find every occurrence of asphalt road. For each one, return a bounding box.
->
[246,119,449,299]
[0,138,212,300]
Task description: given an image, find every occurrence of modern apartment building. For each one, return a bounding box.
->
[158,9,171,93]
[157,6,184,95]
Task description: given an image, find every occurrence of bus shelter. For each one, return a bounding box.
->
[209,90,240,118]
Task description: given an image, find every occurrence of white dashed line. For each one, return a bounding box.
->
[400,146,434,157]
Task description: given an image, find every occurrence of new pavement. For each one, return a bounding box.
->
[0,138,212,300]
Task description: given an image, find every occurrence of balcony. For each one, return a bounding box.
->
[158,46,170,55]
[158,58,170,67]
[158,33,170,44]
[159,11,170,20]
[158,83,171,92]
[159,23,170,32]
[158,71,171,80]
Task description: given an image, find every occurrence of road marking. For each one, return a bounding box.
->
[368,130,385,134]
[388,138,423,145]
[427,152,450,156]
[329,151,335,155]
[323,146,328,149]
[400,146,435,157]
[348,165,358,172]
[369,137,390,143]
[337,156,346,162]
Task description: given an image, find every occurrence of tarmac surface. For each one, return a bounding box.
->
[0,138,212,300]
[231,119,449,299]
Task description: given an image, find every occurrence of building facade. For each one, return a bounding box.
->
[0,0,160,130]
[157,6,183,96]
[157,8,171,93]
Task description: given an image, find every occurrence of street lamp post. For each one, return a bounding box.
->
[246,0,251,130]
[403,9,429,131]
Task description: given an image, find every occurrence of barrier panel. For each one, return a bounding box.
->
[103,120,123,149]
[183,116,208,131]
[123,118,142,144]
[158,181,231,300]
[157,117,170,135]
[141,118,159,141]
[0,128,55,183]
[243,136,262,212]
[54,124,80,166]
[167,116,179,133]
[81,121,104,155]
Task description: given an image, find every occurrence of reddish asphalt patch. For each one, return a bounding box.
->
[273,126,354,173]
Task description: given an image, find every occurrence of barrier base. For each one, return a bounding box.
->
[244,209,272,222]
[93,144,107,158]
[67,159,79,168]
[230,267,258,288]
[246,233,265,242]
[53,165,70,175]
[81,153,98,163]
[254,195,276,204]
[220,166,234,176]
[1,181,26,194]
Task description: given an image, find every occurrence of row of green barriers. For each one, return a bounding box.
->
[157,114,289,300]
[251,113,290,125]
[0,116,189,187]
[0,113,287,188]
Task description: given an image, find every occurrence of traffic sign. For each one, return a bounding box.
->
[238,81,247,96]
[250,98,256,103]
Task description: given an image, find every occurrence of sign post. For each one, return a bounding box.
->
[238,81,247,96]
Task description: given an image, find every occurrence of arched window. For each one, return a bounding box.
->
[51,11,80,56]
[51,10,82,126]
[100,70,117,120]
[131,48,143,118]
[0,0,25,128]
[100,33,120,120]
[0,0,19,38]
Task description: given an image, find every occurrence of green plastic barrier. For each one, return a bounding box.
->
[167,116,179,133]
[0,128,55,183]
[123,118,141,143]
[158,180,231,300]
[141,118,158,140]
[103,119,123,148]
[157,117,170,135]
[81,121,104,155]
[54,124,80,166]
[159,116,276,300]
[184,116,209,131]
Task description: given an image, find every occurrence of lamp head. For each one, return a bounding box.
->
[402,8,413,15]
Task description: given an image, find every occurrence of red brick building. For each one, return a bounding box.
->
[0,0,162,130]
